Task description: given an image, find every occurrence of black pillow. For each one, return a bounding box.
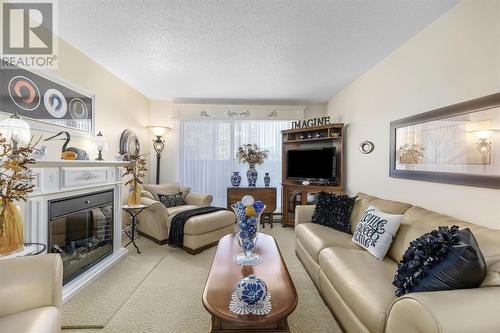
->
[158,193,185,208]
[311,192,357,234]
[393,225,486,297]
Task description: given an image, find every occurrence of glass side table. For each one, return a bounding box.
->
[122,204,148,254]
[0,243,46,260]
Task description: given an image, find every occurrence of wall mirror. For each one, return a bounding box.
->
[390,93,500,188]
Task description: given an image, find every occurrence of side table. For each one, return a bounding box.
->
[122,204,148,254]
[227,187,277,228]
[0,243,46,259]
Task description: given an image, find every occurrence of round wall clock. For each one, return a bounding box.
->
[359,140,375,154]
[119,129,141,160]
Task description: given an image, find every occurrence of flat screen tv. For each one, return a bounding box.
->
[286,147,336,183]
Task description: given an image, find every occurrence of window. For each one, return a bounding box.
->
[179,119,291,210]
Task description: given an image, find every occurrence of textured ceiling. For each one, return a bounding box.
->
[58,0,458,102]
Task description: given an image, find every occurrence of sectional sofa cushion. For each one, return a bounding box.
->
[312,192,357,233]
[319,247,397,333]
[295,223,362,263]
[393,226,486,296]
[352,206,403,260]
[350,193,412,234]
[388,206,500,287]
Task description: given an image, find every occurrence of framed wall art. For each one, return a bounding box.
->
[390,93,500,189]
[0,65,95,134]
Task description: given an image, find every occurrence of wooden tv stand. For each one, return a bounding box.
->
[281,124,345,226]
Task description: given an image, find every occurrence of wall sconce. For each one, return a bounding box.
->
[91,131,108,161]
[0,113,31,152]
[146,126,172,184]
[472,129,497,165]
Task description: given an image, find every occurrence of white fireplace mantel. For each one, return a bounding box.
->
[21,159,130,302]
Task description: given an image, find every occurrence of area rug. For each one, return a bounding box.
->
[62,255,163,329]
[62,226,342,333]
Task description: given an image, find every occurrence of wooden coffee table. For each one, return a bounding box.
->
[202,233,298,333]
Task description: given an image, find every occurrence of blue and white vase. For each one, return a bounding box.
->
[229,274,272,315]
[231,196,266,266]
[247,163,258,187]
[231,172,241,187]
[264,173,271,187]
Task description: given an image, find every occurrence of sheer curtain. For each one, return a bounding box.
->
[179,120,291,211]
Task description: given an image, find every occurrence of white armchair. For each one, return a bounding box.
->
[0,254,63,333]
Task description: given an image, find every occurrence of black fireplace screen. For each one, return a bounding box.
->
[49,190,113,284]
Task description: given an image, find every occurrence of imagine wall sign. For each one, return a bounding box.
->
[291,116,331,129]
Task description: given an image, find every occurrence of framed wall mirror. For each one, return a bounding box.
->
[390,93,500,189]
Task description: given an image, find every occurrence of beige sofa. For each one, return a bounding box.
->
[295,192,500,333]
[0,254,63,333]
[136,183,235,253]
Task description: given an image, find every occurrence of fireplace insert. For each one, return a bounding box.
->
[48,190,114,284]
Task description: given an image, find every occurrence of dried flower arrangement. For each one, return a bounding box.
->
[0,134,40,254]
[122,154,148,206]
[0,135,40,203]
[399,144,425,164]
[123,154,148,186]
[236,144,269,165]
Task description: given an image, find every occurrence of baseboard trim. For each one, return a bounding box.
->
[138,231,168,245]
[184,240,219,255]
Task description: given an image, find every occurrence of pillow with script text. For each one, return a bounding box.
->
[352,206,403,260]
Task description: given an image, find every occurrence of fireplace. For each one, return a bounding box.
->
[48,190,114,284]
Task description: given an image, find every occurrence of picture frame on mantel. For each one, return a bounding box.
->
[389,92,500,189]
[0,64,95,135]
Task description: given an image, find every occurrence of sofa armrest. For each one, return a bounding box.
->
[0,254,63,317]
[295,205,315,225]
[386,287,500,333]
[185,192,213,207]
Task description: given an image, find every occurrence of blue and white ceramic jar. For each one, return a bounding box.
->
[264,173,271,187]
[231,172,241,187]
[247,163,258,187]
[236,275,268,306]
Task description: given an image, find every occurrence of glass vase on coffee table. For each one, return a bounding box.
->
[231,201,266,266]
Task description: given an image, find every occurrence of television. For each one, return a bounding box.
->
[286,147,336,183]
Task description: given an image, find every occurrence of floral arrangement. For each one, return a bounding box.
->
[236,144,268,165]
[399,144,424,164]
[122,154,148,186]
[0,135,40,203]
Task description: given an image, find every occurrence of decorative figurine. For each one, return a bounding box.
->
[44,131,89,160]
[264,173,271,186]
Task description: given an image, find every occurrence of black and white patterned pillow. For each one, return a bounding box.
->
[352,206,403,260]
[158,193,185,208]
[311,192,357,234]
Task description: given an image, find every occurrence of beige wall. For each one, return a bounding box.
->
[19,38,152,181]
[304,103,327,119]
[327,0,500,229]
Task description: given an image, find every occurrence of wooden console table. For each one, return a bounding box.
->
[227,187,277,228]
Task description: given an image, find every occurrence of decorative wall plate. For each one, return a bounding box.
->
[69,98,89,119]
[119,129,141,160]
[44,88,68,118]
[8,76,41,111]
[359,140,375,154]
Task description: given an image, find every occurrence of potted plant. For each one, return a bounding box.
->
[0,135,39,255]
[236,144,268,187]
[123,154,147,206]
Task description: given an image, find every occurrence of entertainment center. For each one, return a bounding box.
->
[281,123,344,226]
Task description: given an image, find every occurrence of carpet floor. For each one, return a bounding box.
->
[62,225,342,333]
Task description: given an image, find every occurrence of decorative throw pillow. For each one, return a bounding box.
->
[311,192,357,233]
[158,193,185,208]
[393,226,486,297]
[352,206,403,260]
